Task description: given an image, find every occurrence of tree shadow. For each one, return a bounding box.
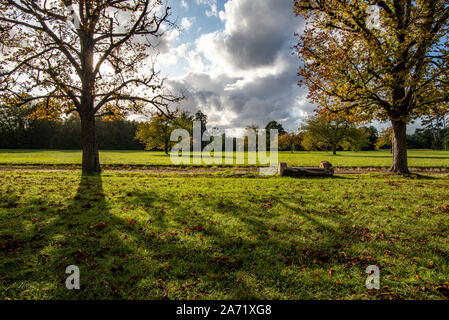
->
[1,172,448,300]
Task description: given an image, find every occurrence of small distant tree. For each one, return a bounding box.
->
[375,127,393,152]
[0,100,32,148]
[194,110,208,133]
[364,126,379,151]
[174,111,194,135]
[278,132,301,153]
[194,110,208,149]
[300,115,353,154]
[135,113,174,154]
[300,131,323,151]
[265,120,286,149]
[244,124,259,151]
[418,112,448,150]
[341,127,371,151]
[265,121,286,135]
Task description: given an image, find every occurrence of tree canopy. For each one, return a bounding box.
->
[294,0,449,173]
[0,0,182,173]
[300,115,370,154]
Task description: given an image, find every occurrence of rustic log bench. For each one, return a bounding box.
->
[278,161,334,177]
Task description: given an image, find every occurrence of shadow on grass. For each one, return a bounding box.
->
[1,173,448,300]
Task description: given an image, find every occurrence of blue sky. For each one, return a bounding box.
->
[171,0,228,42]
[157,0,229,78]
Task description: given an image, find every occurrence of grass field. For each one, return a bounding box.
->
[1,170,449,299]
[1,149,449,168]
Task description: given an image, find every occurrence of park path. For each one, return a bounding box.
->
[0,165,448,175]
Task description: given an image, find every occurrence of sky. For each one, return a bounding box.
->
[152,0,313,132]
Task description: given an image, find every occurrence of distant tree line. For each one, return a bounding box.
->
[1,103,447,152]
[0,104,143,149]
[277,114,448,153]
[135,110,205,154]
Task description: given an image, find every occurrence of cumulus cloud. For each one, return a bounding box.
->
[181,17,195,30]
[218,0,300,70]
[165,0,311,131]
[169,66,312,130]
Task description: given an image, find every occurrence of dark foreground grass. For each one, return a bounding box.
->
[1,170,449,299]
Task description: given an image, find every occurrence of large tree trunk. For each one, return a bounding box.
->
[390,119,409,174]
[79,33,99,175]
[80,112,101,174]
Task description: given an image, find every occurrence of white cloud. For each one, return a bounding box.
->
[181,0,189,9]
[196,0,218,17]
[205,4,218,17]
[159,43,189,66]
[181,17,195,30]
[165,0,312,130]
[218,10,226,21]
[184,0,303,83]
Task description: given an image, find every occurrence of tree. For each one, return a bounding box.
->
[300,130,323,152]
[193,110,208,149]
[418,111,448,150]
[194,110,208,133]
[363,126,379,151]
[265,120,286,149]
[0,1,182,174]
[96,120,142,150]
[375,127,393,151]
[295,1,449,173]
[0,99,32,148]
[300,115,353,155]
[244,124,259,151]
[278,132,301,153]
[135,113,174,154]
[341,127,371,151]
[265,121,286,135]
[174,111,194,135]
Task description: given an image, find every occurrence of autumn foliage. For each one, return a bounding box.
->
[294,0,449,173]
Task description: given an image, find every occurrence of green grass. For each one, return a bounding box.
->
[1,170,448,299]
[1,149,449,167]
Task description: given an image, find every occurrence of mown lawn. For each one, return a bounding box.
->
[0,149,449,167]
[1,170,448,299]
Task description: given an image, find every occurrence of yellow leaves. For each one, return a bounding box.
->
[102,114,125,122]
[0,94,28,107]
[100,104,126,122]
[28,104,61,121]
[296,0,449,124]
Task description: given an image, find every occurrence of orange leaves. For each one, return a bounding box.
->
[28,106,61,120]
[96,222,106,229]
